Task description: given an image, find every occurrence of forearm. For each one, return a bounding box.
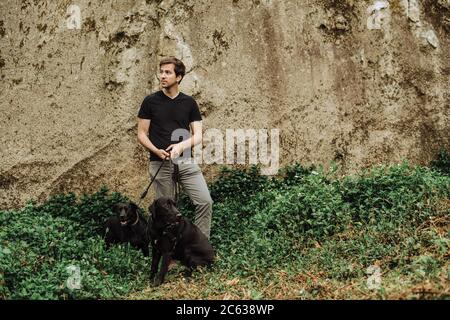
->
[179,133,202,151]
[138,132,159,154]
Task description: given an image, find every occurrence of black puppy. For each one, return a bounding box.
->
[148,197,215,286]
[105,202,149,256]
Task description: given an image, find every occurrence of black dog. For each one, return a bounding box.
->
[105,202,149,256]
[148,197,215,286]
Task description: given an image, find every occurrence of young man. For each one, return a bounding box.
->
[137,57,213,239]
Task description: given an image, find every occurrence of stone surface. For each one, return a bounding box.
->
[0,0,449,208]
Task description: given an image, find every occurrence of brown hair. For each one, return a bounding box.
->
[159,57,186,84]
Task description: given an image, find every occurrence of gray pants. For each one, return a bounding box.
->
[149,160,213,239]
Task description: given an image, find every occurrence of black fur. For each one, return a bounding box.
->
[147,197,215,286]
[105,202,149,256]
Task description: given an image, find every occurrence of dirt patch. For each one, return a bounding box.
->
[0,0,448,208]
[318,0,358,39]
[423,0,450,34]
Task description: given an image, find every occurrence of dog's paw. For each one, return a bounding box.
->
[152,277,163,287]
[183,269,193,278]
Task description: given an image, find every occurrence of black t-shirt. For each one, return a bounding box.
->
[137,91,202,161]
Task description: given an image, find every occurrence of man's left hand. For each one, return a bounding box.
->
[166,143,184,159]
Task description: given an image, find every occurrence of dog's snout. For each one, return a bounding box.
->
[168,200,181,215]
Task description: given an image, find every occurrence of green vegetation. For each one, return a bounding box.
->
[0,188,149,299]
[1,151,449,299]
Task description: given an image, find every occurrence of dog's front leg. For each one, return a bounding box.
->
[154,253,171,286]
[183,267,193,278]
[142,244,150,257]
[150,246,161,282]
[104,228,115,249]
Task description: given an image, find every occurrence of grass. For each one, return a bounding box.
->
[1,154,449,300]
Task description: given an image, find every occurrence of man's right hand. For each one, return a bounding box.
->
[155,149,170,160]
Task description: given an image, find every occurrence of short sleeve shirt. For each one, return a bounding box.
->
[138,91,202,161]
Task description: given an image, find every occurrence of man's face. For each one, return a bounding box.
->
[159,63,181,89]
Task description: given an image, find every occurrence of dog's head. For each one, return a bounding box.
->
[113,202,139,226]
[148,197,181,229]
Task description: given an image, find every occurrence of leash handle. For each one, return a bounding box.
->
[172,162,181,206]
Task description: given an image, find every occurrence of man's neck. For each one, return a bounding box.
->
[162,87,180,99]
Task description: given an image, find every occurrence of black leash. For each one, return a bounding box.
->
[137,155,169,207]
[137,153,183,207]
[172,163,181,205]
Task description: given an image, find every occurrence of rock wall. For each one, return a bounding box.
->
[0,0,449,208]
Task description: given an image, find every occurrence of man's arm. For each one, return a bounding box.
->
[185,121,202,148]
[137,118,170,160]
[166,121,202,159]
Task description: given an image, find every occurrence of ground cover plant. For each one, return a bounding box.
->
[1,151,449,299]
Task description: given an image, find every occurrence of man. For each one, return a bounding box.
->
[137,57,213,239]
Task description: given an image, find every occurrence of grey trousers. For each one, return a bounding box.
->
[149,160,213,239]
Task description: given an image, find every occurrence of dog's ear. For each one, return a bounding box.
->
[149,201,156,218]
[112,203,120,214]
[129,202,138,213]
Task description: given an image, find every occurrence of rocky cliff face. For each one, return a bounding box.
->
[1,0,449,208]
